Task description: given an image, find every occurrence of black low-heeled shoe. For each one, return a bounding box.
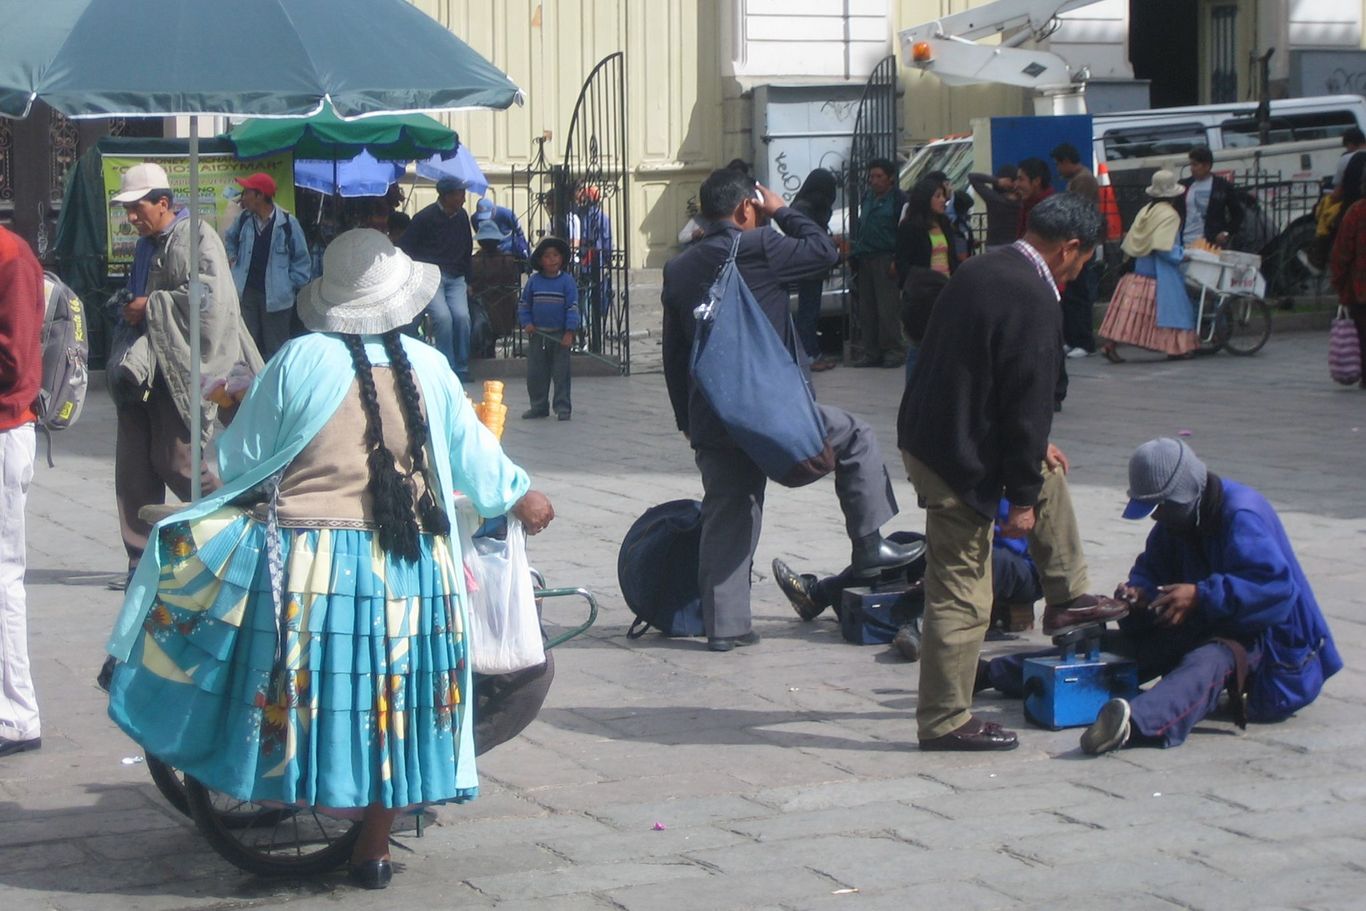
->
[349,859,393,890]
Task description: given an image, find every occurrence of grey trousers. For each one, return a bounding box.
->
[694,404,898,638]
[240,286,294,361]
[526,333,572,416]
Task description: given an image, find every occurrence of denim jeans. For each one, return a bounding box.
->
[426,275,471,380]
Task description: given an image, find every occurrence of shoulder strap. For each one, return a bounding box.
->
[280,211,296,259]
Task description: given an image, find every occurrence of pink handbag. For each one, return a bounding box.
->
[1329,307,1362,386]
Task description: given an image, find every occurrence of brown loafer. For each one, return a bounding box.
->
[1041,594,1129,637]
[919,716,1018,751]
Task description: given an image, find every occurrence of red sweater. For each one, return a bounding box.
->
[1331,199,1366,308]
[0,226,44,431]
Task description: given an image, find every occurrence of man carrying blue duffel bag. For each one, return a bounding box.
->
[661,168,919,653]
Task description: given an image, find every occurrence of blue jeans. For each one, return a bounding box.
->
[425,275,471,380]
[795,277,823,359]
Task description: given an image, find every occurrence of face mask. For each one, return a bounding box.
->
[1153,499,1198,528]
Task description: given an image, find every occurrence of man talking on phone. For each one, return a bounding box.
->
[661,169,917,652]
[980,438,1341,755]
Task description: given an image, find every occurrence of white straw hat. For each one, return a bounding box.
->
[296,228,439,335]
[1145,170,1184,198]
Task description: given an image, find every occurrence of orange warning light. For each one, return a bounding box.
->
[912,41,934,63]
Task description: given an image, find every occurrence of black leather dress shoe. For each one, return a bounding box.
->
[349,859,393,890]
[919,717,1018,751]
[851,533,926,578]
[771,558,825,621]
[0,737,41,758]
[707,631,760,652]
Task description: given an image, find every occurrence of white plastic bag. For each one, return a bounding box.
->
[465,517,545,675]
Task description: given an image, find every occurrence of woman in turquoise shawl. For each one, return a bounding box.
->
[1099,170,1198,360]
[105,229,554,889]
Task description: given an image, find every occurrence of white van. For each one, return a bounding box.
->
[1094,94,1366,182]
[900,94,1366,191]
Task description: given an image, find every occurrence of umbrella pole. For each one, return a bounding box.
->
[188,119,203,503]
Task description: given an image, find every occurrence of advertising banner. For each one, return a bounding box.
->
[101,153,295,266]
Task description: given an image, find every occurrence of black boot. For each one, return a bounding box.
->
[850,531,924,578]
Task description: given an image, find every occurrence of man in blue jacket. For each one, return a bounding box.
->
[223,173,313,359]
[983,438,1342,754]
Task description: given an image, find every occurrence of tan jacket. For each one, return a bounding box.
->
[146,214,263,435]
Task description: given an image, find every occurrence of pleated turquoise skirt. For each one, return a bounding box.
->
[108,508,478,811]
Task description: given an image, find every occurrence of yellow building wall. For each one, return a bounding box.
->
[411,0,726,268]
[406,1,1050,266]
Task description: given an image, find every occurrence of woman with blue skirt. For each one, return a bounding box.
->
[104,229,555,889]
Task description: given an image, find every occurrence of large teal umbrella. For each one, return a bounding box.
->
[226,103,458,161]
[0,0,521,118]
[0,0,522,500]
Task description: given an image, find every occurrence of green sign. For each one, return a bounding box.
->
[101,153,296,266]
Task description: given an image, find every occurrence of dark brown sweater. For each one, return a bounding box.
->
[897,245,1060,519]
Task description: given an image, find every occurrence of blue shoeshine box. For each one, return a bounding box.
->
[1022,653,1139,730]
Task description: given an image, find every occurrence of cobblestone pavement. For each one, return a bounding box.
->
[3,327,1364,910]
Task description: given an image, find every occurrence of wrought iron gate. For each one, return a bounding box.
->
[844,55,899,356]
[846,56,899,241]
[514,52,630,374]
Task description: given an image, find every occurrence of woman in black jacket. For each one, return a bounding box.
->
[895,175,957,285]
[791,168,838,370]
[895,176,958,384]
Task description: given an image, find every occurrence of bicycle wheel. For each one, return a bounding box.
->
[1213,294,1272,355]
[145,755,191,818]
[184,777,361,876]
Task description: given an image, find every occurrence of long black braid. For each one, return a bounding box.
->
[380,330,451,537]
[342,333,420,562]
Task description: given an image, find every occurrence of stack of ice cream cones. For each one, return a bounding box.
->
[475,380,507,439]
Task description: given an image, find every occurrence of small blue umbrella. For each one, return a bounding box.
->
[295,151,406,197]
[418,145,490,196]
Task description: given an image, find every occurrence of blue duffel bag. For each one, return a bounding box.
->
[690,237,834,487]
[619,499,706,639]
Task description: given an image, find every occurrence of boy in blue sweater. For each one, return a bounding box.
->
[519,236,580,420]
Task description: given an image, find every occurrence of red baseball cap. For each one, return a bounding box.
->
[235,173,277,196]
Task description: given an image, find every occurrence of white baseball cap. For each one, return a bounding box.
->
[111,162,173,204]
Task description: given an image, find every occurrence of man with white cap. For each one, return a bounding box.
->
[108,162,262,577]
[223,172,313,359]
[399,176,474,380]
[981,437,1342,755]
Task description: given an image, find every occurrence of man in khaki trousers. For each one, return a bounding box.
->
[896,194,1127,751]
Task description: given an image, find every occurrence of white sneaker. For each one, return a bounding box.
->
[1080,698,1131,755]
[1066,346,1092,359]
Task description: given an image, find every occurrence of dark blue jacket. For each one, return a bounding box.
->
[1125,478,1342,721]
[517,271,580,332]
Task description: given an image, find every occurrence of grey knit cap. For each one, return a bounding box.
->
[1122,437,1208,519]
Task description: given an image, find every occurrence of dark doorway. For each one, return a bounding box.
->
[1130,0,1200,108]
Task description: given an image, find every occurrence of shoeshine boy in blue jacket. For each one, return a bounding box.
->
[1124,478,1342,722]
